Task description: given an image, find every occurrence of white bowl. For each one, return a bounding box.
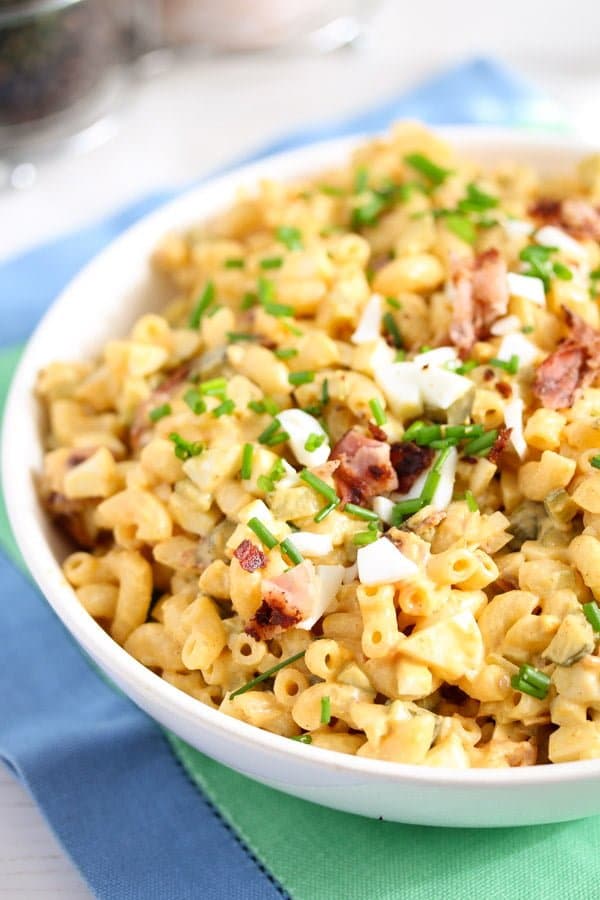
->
[4,127,600,828]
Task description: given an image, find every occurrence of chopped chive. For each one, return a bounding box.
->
[521,325,535,334]
[402,420,426,441]
[465,490,479,512]
[353,530,379,546]
[188,280,216,328]
[583,601,600,631]
[391,498,424,525]
[168,432,203,461]
[257,474,274,493]
[274,347,298,359]
[489,355,519,375]
[385,297,402,310]
[444,213,477,245]
[354,166,369,193]
[283,320,304,337]
[224,258,244,269]
[241,443,253,480]
[248,400,267,414]
[420,447,452,505]
[319,184,345,197]
[213,398,235,418]
[246,517,278,549]
[321,379,330,407]
[457,183,498,213]
[227,332,260,343]
[183,388,206,415]
[429,438,455,449]
[455,359,478,375]
[445,424,484,439]
[263,397,280,416]
[382,311,403,348]
[320,695,332,725]
[345,503,379,522]
[304,432,326,452]
[291,733,312,744]
[591,455,600,469]
[289,370,315,386]
[241,291,258,309]
[260,256,283,270]
[412,424,442,446]
[258,420,281,444]
[199,377,227,396]
[276,225,303,251]
[314,501,338,523]
[229,650,306,699]
[369,397,387,426]
[206,304,223,319]
[510,664,550,700]
[149,403,171,422]
[404,153,452,186]
[264,430,290,447]
[280,538,304,566]
[351,193,387,228]
[300,470,338,504]
[258,276,276,305]
[553,261,573,281]
[463,429,498,457]
[263,302,296,318]
[394,349,406,361]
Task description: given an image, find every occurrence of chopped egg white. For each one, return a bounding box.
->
[490,315,522,336]
[357,537,418,586]
[351,293,383,344]
[507,272,545,306]
[496,332,539,368]
[503,218,534,238]
[276,408,329,467]
[372,495,395,524]
[288,532,333,557]
[298,564,345,629]
[419,367,474,411]
[535,225,587,262]
[278,459,300,488]
[412,346,458,370]
[504,397,527,458]
[374,362,423,420]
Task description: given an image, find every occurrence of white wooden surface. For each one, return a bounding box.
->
[2,1,600,895]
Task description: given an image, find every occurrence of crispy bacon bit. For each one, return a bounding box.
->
[129,363,191,450]
[245,561,317,641]
[496,381,512,399]
[533,343,587,410]
[449,249,508,354]
[390,441,435,493]
[45,492,97,549]
[367,421,388,442]
[330,428,398,505]
[488,426,513,465]
[529,197,600,240]
[234,539,266,573]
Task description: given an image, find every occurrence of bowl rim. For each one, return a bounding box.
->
[5,124,600,789]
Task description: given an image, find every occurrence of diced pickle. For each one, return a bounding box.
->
[544,613,596,666]
[544,488,579,528]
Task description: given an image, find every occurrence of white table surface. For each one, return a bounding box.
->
[2,1,600,896]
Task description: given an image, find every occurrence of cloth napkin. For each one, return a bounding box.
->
[2,58,597,900]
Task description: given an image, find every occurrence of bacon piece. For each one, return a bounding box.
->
[330,428,398,505]
[488,426,513,465]
[529,197,600,240]
[533,343,586,409]
[233,539,266,573]
[367,421,388,442]
[449,249,508,354]
[390,441,435,493]
[129,363,191,450]
[45,492,97,549]
[245,560,317,641]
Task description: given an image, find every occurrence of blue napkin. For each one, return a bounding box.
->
[0,58,561,899]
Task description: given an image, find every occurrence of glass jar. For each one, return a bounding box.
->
[0,0,130,159]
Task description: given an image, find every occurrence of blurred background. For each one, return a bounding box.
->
[1,0,600,262]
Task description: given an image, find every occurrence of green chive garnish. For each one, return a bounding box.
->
[258,420,281,444]
[320,695,332,725]
[553,261,573,281]
[510,664,550,700]
[227,332,260,343]
[314,501,338,523]
[404,153,452,186]
[465,490,478,512]
[241,292,258,309]
[463,429,498,457]
[241,443,253,480]
[489,355,519,375]
[304,433,325,453]
[444,213,477,245]
[263,302,296,318]
[280,538,304,566]
[274,347,298,359]
[258,276,276,305]
[591,455,600,469]
[260,257,283,270]
[300,470,339,504]
[291,733,312,744]
[369,397,387,426]
[149,403,171,422]
[229,650,305,699]
[382,311,403,348]
[264,430,290,447]
[199,377,227,397]
[353,530,379,546]
[183,388,206,415]
[391,498,424,525]
[402,420,426,441]
[224,258,244,269]
[276,225,303,251]
[189,280,216,328]
[457,183,498,213]
[213,398,235,418]
[420,447,452,505]
[289,371,315,386]
[582,601,600,632]
[386,297,402,310]
[246,517,278,550]
[168,432,203,460]
[345,503,379,522]
[455,359,478,375]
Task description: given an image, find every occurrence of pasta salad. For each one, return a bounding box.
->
[38,123,600,767]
